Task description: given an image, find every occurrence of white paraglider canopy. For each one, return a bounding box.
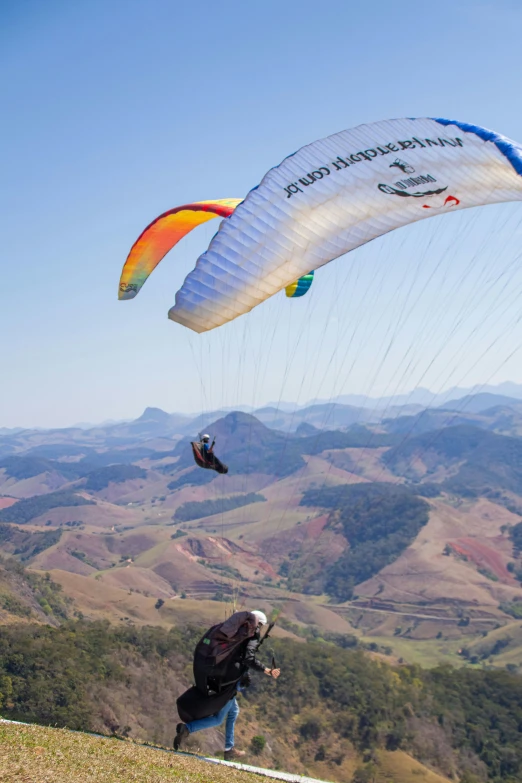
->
[168,117,522,333]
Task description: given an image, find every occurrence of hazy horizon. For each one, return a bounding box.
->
[3,379,522,431]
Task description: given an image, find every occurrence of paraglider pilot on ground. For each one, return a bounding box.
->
[174,610,280,760]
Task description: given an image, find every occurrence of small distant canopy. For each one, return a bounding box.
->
[285,270,314,298]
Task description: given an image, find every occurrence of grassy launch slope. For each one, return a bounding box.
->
[0,722,260,783]
[0,721,454,783]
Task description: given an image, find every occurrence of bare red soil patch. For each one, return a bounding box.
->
[453,536,513,581]
[304,514,329,539]
[260,514,346,572]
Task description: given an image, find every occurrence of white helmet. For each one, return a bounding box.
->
[202,434,210,441]
[251,610,267,626]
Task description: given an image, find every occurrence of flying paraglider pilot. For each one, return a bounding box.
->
[190,434,228,474]
[174,610,280,760]
[201,434,213,456]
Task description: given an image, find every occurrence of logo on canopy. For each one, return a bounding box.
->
[389,159,416,174]
[119,282,138,294]
[378,172,447,199]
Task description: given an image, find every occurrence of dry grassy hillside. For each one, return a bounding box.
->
[3,409,522,669]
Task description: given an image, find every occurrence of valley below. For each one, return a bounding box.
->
[3,395,522,780]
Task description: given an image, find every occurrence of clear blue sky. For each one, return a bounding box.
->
[3,0,522,428]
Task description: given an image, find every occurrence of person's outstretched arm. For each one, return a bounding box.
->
[244,637,280,678]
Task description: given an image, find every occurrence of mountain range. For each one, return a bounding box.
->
[8,382,522,434]
[0,388,522,669]
[3,387,522,782]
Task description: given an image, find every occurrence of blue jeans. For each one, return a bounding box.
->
[186,696,240,751]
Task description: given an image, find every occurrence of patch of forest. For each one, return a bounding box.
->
[0,523,62,562]
[0,555,71,621]
[299,427,398,454]
[0,619,520,780]
[300,483,429,600]
[172,413,306,477]
[0,453,149,488]
[0,455,83,481]
[174,492,266,522]
[167,467,215,491]
[384,425,522,497]
[83,464,147,490]
[0,491,95,525]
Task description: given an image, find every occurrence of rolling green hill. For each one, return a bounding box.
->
[0,455,84,481]
[0,491,95,525]
[84,464,147,491]
[0,618,521,781]
[384,425,522,498]
[0,523,62,562]
[173,411,307,477]
[172,412,397,480]
[174,492,266,522]
[299,483,429,600]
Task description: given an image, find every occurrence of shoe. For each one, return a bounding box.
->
[173,723,189,750]
[224,747,246,761]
